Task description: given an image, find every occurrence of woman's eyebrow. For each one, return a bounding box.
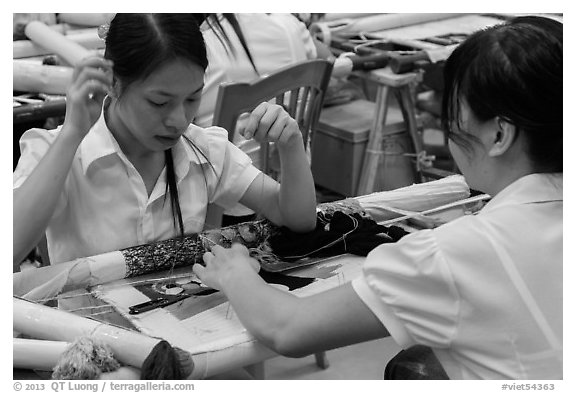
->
[149,85,205,97]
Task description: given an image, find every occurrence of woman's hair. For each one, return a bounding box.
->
[105,14,208,86]
[105,14,212,237]
[194,13,257,72]
[441,16,563,172]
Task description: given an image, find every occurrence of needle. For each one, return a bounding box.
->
[198,234,219,248]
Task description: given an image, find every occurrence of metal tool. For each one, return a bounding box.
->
[128,294,191,315]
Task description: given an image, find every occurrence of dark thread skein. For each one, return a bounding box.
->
[140,340,193,380]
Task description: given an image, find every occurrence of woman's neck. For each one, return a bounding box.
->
[484,152,536,196]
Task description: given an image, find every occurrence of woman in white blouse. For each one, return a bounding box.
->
[13,14,317,266]
[194,16,563,380]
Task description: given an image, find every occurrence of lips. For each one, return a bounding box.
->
[155,135,181,145]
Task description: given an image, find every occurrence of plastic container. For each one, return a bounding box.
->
[311,99,417,196]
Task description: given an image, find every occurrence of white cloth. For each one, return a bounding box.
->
[13,112,260,264]
[352,173,563,379]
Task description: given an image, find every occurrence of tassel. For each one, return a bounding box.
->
[140,340,194,380]
[52,337,120,380]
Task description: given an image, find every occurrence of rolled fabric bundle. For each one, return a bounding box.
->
[24,21,92,66]
[13,13,57,40]
[356,174,470,222]
[13,250,125,302]
[13,297,194,379]
[57,13,115,27]
[14,28,103,59]
[13,60,72,94]
[14,338,69,371]
[322,13,380,22]
[310,13,460,45]
[345,13,460,34]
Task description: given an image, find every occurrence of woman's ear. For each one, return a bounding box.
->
[109,77,120,98]
[488,117,516,157]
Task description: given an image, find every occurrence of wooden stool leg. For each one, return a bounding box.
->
[244,361,266,379]
[397,86,425,182]
[356,86,391,195]
[314,351,330,369]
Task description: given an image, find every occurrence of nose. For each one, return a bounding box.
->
[164,103,190,131]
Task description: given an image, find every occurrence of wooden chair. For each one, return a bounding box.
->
[213,59,333,175]
[209,59,334,376]
[206,59,333,229]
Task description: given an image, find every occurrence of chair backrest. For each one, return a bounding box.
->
[212,59,334,175]
[205,59,333,229]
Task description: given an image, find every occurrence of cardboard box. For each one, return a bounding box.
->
[311,99,417,196]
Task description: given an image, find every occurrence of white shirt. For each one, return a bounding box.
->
[353,173,563,379]
[13,112,260,264]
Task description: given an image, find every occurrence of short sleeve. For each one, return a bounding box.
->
[13,127,68,216]
[352,229,460,349]
[202,126,261,210]
[14,128,58,189]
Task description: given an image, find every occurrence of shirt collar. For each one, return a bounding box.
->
[481,173,563,214]
[79,109,118,174]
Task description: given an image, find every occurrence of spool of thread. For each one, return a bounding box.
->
[24,21,92,66]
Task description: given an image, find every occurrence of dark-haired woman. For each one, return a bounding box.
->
[13,13,317,266]
[193,16,563,379]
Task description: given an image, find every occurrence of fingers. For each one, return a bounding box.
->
[242,102,268,139]
[71,56,113,102]
[241,102,301,146]
[199,243,256,274]
[72,56,113,80]
[192,261,205,279]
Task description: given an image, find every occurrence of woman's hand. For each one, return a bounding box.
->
[63,56,113,140]
[193,243,261,291]
[239,102,303,149]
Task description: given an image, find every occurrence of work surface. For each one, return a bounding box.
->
[69,253,367,379]
[53,207,469,379]
[15,176,484,379]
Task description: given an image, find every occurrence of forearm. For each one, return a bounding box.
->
[221,272,389,357]
[219,267,302,353]
[276,140,317,231]
[13,128,83,264]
